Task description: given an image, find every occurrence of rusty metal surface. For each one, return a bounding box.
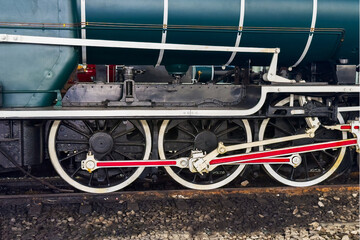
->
[0,184,358,207]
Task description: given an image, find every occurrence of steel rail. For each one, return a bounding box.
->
[0,185,358,207]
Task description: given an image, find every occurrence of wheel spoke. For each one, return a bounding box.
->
[216,126,240,138]
[168,145,193,159]
[221,139,245,144]
[164,139,194,144]
[56,140,89,145]
[109,121,122,134]
[59,149,88,162]
[275,164,283,173]
[290,167,295,180]
[96,120,101,131]
[113,127,136,139]
[268,121,293,136]
[113,150,136,160]
[310,152,325,172]
[71,166,81,178]
[88,172,94,186]
[209,172,214,183]
[192,174,197,183]
[114,141,145,147]
[82,120,94,134]
[212,120,225,133]
[103,120,109,131]
[207,120,214,130]
[189,120,199,133]
[313,138,338,142]
[109,154,128,178]
[105,169,111,187]
[285,118,297,133]
[304,155,309,180]
[221,165,230,176]
[62,122,90,139]
[176,125,196,138]
[321,150,337,159]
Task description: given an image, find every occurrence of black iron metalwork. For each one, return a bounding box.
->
[63,83,247,108]
[0,121,43,173]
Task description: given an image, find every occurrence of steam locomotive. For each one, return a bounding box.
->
[0,0,359,193]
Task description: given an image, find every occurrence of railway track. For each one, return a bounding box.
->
[0,184,358,207]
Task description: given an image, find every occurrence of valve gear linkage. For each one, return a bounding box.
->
[81,121,360,174]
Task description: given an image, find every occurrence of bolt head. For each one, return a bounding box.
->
[86,160,95,170]
[180,160,187,167]
[291,156,302,166]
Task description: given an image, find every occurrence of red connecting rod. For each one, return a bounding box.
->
[81,121,360,173]
[210,139,357,166]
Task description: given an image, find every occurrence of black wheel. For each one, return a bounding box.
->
[259,97,347,187]
[159,119,252,190]
[49,120,151,193]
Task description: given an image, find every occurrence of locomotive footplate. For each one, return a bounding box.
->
[81,121,360,174]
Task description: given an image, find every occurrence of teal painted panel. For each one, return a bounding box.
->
[0,0,78,107]
[164,0,239,66]
[83,0,359,67]
[315,0,359,64]
[239,0,312,66]
[85,0,163,65]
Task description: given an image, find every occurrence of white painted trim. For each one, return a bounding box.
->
[0,85,358,119]
[225,0,245,66]
[211,65,215,81]
[338,106,360,112]
[0,34,276,53]
[291,0,318,68]
[156,0,169,67]
[81,0,87,64]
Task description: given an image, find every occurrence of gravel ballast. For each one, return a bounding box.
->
[0,189,359,239]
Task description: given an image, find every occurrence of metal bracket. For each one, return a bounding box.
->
[188,150,208,174]
[263,49,296,83]
[55,90,63,107]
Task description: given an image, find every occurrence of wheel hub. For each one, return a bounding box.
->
[194,130,218,153]
[89,132,114,154]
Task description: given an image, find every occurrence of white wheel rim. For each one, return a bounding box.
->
[158,120,252,190]
[48,120,151,193]
[259,97,347,187]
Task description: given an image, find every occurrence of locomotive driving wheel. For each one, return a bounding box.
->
[158,119,252,190]
[48,120,151,193]
[259,97,347,187]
